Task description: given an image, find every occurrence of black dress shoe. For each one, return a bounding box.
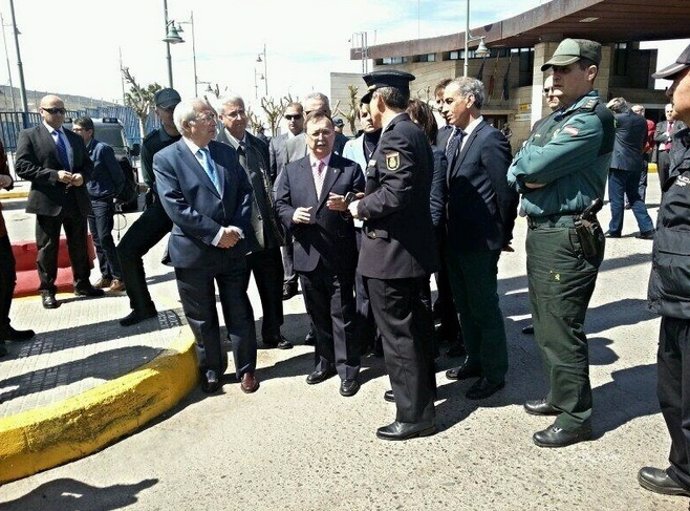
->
[638,467,690,496]
[282,282,298,300]
[605,231,621,238]
[201,369,221,394]
[262,334,294,350]
[304,330,316,346]
[306,367,336,385]
[339,379,360,397]
[1,325,36,342]
[74,286,105,297]
[524,398,560,416]
[119,309,158,327]
[376,420,437,441]
[446,341,466,358]
[41,291,59,309]
[533,423,592,448]
[522,324,535,335]
[465,377,505,400]
[445,361,482,380]
[384,389,395,403]
[636,229,655,240]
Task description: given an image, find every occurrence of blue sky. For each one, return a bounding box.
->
[1,0,686,111]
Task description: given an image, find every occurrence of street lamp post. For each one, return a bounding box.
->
[175,12,200,96]
[463,0,490,77]
[0,13,17,112]
[162,0,184,88]
[256,44,268,97]
[8,0,26,117]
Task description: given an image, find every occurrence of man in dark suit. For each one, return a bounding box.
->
[348,71,439,440]
[154,98,257,395]
[15,94,103,309]
[117,88,181,326]
[440,77,517,400]
[605,97,655,239]
[216,95,292,350]
[275,111,365,397]
[0,139,35,355]
[655,104,686,191]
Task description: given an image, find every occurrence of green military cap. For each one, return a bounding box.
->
[541,38,602,72]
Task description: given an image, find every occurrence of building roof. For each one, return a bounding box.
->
[351,0,690,60]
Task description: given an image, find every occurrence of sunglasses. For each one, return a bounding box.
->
[42,107,66,115]
[285,114,302,121]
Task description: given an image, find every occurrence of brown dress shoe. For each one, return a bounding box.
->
[94,277,112,289]
[240,372,259,393]
[110,279,126,292]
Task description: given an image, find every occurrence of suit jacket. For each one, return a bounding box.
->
[153,139,253,270]
[268,132,289,181]
[342,135,367,171]
[356,112,438,279]
[610,110,646,172]
[0,140,10,237]
[436,124,453,151]
[15,124,94,216]
[285,131,349,165]
[655,120,687,157]
[216,128,283,252]
[275,152,364,274]
[86,138,125,200]
[447,119,517,252]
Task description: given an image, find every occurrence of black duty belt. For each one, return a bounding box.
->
[527,214,580,229]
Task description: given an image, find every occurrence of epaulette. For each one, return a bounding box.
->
[579,98,599,111]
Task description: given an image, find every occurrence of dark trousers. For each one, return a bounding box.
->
[446,248,507,383]
[0,234,16,329]
[35,207,91,293]
[175,258,257,379]
[608,168,654,235]
[526,224,604,429]
[88,198,122,280]
[658,316,690,490]
[354,229,376,352]
[299,262,359,380]
[281,238,298,286]
[365,276,436,423]
[117,199,172,313]
[658,150,671,192]
[245,247,284,339]
[434,227,461,342]
[639,154,650,203]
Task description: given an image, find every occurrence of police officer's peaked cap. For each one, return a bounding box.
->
[155,88,182,109]
[361,70,415,104]
[653,44,690,80]
[541,39,602,72]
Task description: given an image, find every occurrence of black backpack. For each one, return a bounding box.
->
[116,157,139,206]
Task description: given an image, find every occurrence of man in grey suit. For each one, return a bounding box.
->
[269,102,303,182]
[216,95,293,350]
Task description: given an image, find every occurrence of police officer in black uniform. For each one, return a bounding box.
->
[348,70,438,441]
[639,44,690,499]
[117,88,182,326]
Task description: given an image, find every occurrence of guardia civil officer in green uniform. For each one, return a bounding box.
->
[348,70,439,441]
[507,39,615,448]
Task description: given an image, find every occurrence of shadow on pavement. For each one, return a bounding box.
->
[0,477,158,511]
[0,346,162,405]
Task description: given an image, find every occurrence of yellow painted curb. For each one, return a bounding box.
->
[0,331,198,484]
[0,191,28,200]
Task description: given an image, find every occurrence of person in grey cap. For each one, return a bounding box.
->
[116,88,182,326]
[639,43,690,499]
[507,38,615,448]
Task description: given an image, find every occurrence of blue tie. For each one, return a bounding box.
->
[55,130,70,170]
[446,128,466,168]
[198,147,220,193]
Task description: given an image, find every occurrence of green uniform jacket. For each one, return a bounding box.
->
[507,90,614,217]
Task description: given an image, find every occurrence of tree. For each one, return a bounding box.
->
[122,67,162,139]
[246,107,263,133]
[333,85,359,136]
[260,96,289,137]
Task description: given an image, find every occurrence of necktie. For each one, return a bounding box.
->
[447,129,466,169]
[237,141,247,170]
[198,148,221,193]
[55,130,70,170]
[313,160,325,199]
[666,122,674,151]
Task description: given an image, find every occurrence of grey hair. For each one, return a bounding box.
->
[215,93,245,114]
[606,97,629,113]
[173,98,210,134]
[449,77,485,109]
[304,92,330,110]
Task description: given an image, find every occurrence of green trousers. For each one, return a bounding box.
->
[526,224,604,429]
[446,248,508,384]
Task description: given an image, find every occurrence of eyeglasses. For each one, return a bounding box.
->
[42,107,66,115]
[285,114,302,121]
[193,112,218,124]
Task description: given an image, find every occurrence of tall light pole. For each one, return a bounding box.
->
[463,0,490,77]
[175,12,199,96]
[256,44,268,97]
[162,0,185,88]
[8,0,26,115]
[0,13,16,112]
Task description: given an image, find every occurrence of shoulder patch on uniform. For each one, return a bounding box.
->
[385,152,400,171]
[581,98,598,111]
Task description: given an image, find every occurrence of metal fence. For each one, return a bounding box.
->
[0,106,160,152]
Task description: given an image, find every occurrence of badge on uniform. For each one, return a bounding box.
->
[385,152,400,171]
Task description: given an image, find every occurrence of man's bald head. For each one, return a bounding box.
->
[39,95,66,129]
